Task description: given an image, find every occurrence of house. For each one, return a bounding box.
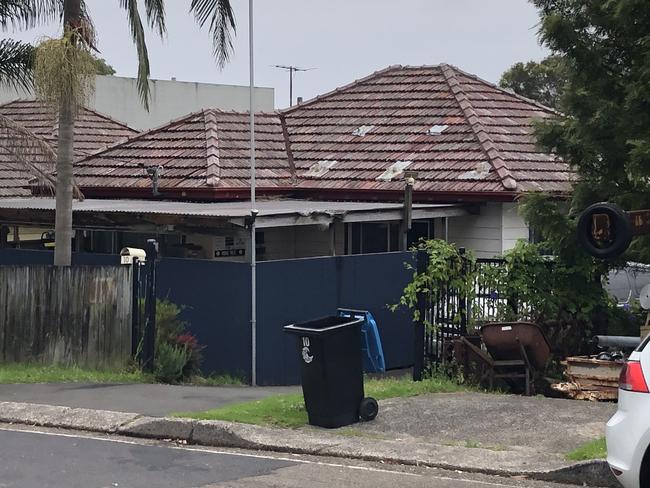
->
[0,99,139,246]
[0,75,275,131]
[0,65,574,259]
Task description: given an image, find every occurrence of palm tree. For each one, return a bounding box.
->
[1,0,237,265]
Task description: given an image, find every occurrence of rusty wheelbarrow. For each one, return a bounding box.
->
[455,322,551,395]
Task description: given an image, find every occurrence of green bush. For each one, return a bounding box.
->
[154,342,191,384]
[137,298,204,384]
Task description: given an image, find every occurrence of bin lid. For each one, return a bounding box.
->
[283,315,363,335]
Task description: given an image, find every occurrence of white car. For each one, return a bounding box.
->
[606,335,650,488]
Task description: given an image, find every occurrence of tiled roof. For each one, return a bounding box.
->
[74,65,573,200]
[283,64,573,195]
[74,109,293,191]
[0,99,137,197]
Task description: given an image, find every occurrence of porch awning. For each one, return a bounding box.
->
[0,197,470,233]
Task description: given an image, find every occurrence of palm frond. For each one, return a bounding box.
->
[190,0,236,69]
[0,0,61,29]
[0,113,56,195]
[0,38,34,91]
[119,0,151,110]
[144,0,166,37]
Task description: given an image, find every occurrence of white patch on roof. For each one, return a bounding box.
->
[459,161,491,180]
[428,124,449,135]
[352,125,375,137]
[304,160,337,178]
[376,160,413,182]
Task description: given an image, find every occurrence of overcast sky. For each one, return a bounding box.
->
[6,0,547,109]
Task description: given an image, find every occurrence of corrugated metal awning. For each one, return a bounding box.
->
[0,197,469,230]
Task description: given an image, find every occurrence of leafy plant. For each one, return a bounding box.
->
[392,239,477,329]
[154,341,191,384]
[136,298,204,383]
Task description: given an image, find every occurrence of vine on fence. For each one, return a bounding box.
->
[391,239,477,328]
[394,238,636,357]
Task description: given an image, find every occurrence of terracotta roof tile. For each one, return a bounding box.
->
[71,65,573,199]
[0,99,137,197]
[75,109,294,192]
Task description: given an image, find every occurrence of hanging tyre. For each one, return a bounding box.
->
[577,202,633,259]
[359,397,378,421]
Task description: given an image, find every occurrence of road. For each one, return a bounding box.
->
[0,425,586,488]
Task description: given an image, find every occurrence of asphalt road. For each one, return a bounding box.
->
[0,425,591,488]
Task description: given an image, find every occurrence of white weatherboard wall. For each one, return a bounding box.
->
[501,202,529,252]
[447,202,529,258]
[0,75,275,131]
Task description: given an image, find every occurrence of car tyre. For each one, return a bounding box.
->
[576,202,633,259]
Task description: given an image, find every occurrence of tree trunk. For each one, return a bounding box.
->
[53,98,74,266]
[53,0,82,267]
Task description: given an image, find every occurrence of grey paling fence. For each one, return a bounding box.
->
[0,265,132,368]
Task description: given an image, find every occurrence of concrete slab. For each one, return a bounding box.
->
[350,392,616,455]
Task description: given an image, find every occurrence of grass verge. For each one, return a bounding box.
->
[0,363,245,386]
[565,437,607,461]
[173,374,471,428]
[0,363,153,384]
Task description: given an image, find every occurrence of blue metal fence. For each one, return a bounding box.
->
[0,249,416,385]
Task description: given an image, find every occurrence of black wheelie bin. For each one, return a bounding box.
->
[284,315,378,428]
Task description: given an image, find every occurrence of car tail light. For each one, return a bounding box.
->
[619,361,649,393]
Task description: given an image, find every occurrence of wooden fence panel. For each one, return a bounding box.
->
[0,266,132,369]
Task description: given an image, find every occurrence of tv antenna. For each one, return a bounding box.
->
[272,65,316,106]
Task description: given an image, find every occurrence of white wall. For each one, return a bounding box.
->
[0,75,275,131]
[447,202,529,258]
[447,203,504,258]
[501,202,529,252]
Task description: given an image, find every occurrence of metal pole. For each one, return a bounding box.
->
[249,0,258,387]
[289,67,293,106]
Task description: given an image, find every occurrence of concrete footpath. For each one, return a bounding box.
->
[0,385,618,488]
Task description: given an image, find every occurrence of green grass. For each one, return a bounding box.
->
[0,363,247,387]
[173,374,472,428]
[0,363,153,384]
[565,437,607,461]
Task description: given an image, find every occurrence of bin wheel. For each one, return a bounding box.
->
[577,202,633,259]
[359,397,378,421]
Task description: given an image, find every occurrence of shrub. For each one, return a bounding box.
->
[137,298,205,383]
[154,341,191,384]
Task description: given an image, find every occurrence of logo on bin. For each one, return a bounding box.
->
[301,337,314,364]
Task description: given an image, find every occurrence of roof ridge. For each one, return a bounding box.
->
[440,64,517,191]
[279,65,404,114]
[278,112,297,185]
[442,64,559,115]
[204,109,221,186]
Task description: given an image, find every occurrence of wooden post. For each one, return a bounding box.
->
[401,171,418,251]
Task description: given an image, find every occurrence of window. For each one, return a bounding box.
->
[345,220,434,254]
